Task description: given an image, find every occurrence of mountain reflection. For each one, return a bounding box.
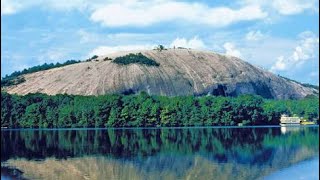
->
[1,127,319,180]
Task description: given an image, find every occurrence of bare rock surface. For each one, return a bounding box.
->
[5,49,318,99]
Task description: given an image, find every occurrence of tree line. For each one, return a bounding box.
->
[1,92,319,128]
[278,75,319,90]
[1,60,81,87]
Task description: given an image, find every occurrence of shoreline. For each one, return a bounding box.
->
[1,125,319,131]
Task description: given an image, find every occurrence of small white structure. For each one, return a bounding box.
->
[280,114,301,126]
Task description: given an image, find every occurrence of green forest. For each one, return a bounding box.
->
[1,92,318,128]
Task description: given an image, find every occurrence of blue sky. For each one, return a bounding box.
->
[1,0,319,85]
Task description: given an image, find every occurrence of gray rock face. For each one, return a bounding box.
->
[5,49,318,99]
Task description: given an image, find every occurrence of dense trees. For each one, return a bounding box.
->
[113,53,160,66]
[1,92,318,128]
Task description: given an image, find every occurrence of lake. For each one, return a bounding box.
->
[1,126,319,180]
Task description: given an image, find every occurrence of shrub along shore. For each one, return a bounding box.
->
[1,92,319,128]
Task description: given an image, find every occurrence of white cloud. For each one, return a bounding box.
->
[37,48,69,64]
[309,71,319,77]
[235,36,296,67]
[2,0,317,23]
[1,0,268,26]
[271,0,318,15]
[240,0,319,15]
[169,37,206,49]
[223,42,242,58]
[88,44,156,56]
[1,0,23,15]
[1,0,104,15]
[88,36,206,57]
[293,31,320,61]
[246,30,265,41]
[270,56,287,71]
[270,31,319,72]
[77,29,100,43]
[90,1,267,27]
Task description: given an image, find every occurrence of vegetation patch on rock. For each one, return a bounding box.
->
[1,76,26,87]
[113,53,160,66]
[103,57,112,61]
[86,55,99,62]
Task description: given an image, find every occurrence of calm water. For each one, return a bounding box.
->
[1,126,319,180]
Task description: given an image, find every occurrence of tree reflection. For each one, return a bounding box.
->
[1,127,318,165]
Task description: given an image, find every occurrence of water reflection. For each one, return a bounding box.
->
[280,126,301,134]
[1,127,319,180]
